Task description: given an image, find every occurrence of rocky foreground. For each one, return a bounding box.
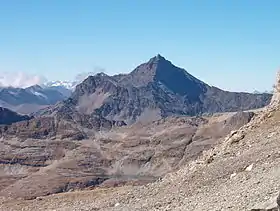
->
[0,111,254,200]
[0,109,277,211]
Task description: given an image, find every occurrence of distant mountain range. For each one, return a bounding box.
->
[0,85,69,114]
[44,80,77,90]
[0,73,100,115]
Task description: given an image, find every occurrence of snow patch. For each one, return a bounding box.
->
[33,91,47,99]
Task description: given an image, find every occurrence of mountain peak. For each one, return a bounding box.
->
[148,54,166,64]
[26,84,43,91]
[94,72,109,78]
[120,54,204,91]
[156,54,165,59]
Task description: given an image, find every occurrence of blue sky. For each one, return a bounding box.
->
[0,1,279,92]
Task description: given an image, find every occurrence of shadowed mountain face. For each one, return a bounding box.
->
[118,54,207,98]
[0,107,31,125]
[40,54,271,125]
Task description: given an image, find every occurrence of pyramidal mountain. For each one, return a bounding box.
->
[38,54,271,125]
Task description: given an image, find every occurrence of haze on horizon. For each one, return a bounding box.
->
[0,1,279,92]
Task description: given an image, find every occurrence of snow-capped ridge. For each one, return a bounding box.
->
[45,80,76,90]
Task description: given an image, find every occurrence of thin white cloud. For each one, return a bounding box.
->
[74,72,96,82]
[0,72,47,88]
[0,67,107,89]
[74,67,106,82]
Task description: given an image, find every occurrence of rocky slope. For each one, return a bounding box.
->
[0,110,254,202]
[39,55,271,126]
[4,72,280,211]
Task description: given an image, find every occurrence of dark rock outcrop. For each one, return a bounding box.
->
[0,107,31,125]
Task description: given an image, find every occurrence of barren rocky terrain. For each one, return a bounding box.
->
[0,110,277,211]
[0,56,276,211]
[0,73,279,211]
[0,110,253,201]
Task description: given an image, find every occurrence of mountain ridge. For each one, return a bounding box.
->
[0,85,69,114]
[36,54,271,126]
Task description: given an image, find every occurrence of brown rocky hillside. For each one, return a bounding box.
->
[0,110,253,202]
